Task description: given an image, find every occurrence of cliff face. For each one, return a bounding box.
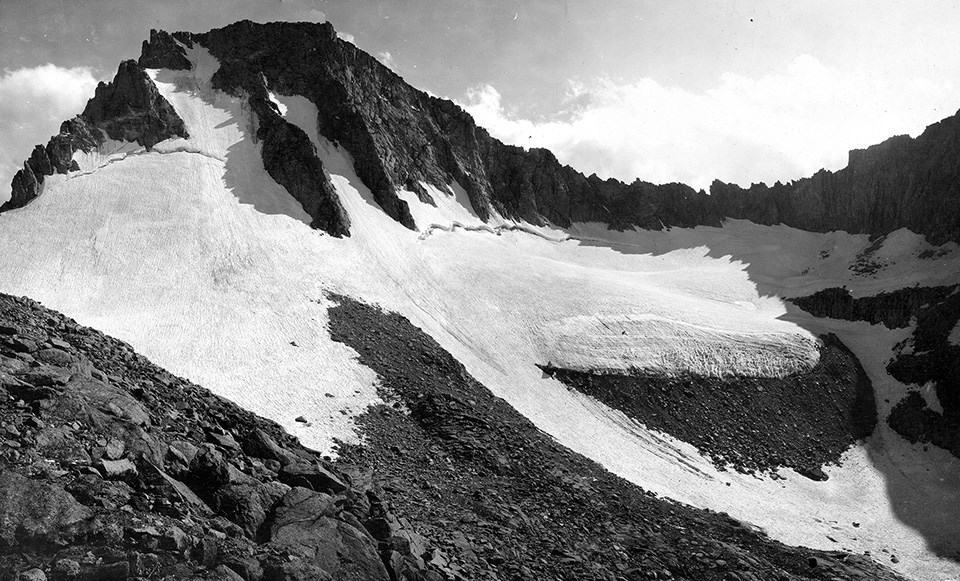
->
[8,20,960,242]
[711,117,960,244]
[187,20,960,240]
[182,21,725,232]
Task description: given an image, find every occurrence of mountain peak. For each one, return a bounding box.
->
[5,21,960,243]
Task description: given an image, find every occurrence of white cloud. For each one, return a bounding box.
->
[0,64,99,204]
[337,31,355,44]
[460,55,960,191]
[377,51,398,73]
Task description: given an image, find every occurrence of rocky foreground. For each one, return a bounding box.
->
[0,292,906,580]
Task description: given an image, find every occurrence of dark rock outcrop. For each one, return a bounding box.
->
[138,29,192,70]
[184,21,727,233]
[791,284,960,458]
[194,21,420,230]
[789,285,956,329]
[81,60,187,149]
[2,61,186,214]
[711,117,960,245]
[12,20,960,241]
[153,20,960,241]
[1,117,103,213]
[249,94,351,237]
[180,44,351,236]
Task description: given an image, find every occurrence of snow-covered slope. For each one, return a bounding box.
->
[1,48,958,580]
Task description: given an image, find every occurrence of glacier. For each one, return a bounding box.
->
[0,44,958,580]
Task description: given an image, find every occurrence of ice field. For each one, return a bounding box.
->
[0,47,958,579]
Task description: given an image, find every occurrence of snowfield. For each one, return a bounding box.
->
[0,47,959,580]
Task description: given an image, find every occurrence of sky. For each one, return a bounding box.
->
[2,0,960,203]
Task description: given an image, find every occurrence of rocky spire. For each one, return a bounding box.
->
[1,60,187,213]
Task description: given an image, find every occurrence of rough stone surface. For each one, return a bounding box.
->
[0,293,426,581]
[138,29,192,70]
[11,20,960,240]
[81,60,187,149]
[711,120,960,245]
[198,51,351,237]
[0,472,92,549]
[792,284,960,458]
[790,285,955,330]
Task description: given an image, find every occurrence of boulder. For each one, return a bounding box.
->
[0,472,92,548]
[268,487,386,580]
[243,429,295,466]
[99,458,138,479]
[18,569,46,581]
[261,559,331,581]
[277,463,346,495]
[211,565,246,581]
[213,481,288,538]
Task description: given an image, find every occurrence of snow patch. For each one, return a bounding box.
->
[71,138,142,173]
[950,320,960,346]
[268,91,287,116]
[397,181,487,231]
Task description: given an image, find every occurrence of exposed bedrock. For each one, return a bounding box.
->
[791,284,960,458]
[541,334,877,478]
[138,29,193,70]
[186,21,728,233]
[11,19,960,241]
[205,58,351,237]
[132,20,960,242]
[711,119,960,245]
[2,60,186,214]
[789,285,956,329]
[82,60,188,148]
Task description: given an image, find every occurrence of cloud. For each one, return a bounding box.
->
[0,64,99,204]
[460,55,960,191]
[377,51,398,73]
[337,31,355,43]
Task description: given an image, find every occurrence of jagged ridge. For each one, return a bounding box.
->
[711,120,960,245]
[1,61,187,213]
[9,20,960,243]
[173,21,960,241]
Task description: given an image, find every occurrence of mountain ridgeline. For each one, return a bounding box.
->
[5,20,960,243]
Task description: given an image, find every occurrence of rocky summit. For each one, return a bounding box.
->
[7,20,960,242]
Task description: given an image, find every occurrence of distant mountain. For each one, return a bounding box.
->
[6,20,960,244]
